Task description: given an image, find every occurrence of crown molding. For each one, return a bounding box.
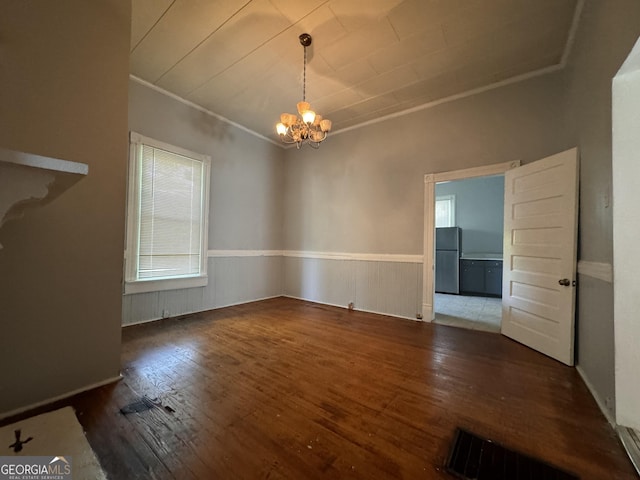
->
[560,0,585,68]
[129,75,284,148]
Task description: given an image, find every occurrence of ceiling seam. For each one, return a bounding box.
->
[185,1,331,99]
[153,0,255,85]
[130,0,176,54]
[385,15,401,43]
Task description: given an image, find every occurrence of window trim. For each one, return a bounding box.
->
[435,194,456,228]
[124,132,211,295]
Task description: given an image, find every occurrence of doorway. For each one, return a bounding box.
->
[424,150,579,367]
[422,161,520,323]
[433,174,506,333]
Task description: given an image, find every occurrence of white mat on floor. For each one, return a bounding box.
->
[0,406,106,479]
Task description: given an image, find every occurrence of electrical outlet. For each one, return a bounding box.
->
[162,309,170,318]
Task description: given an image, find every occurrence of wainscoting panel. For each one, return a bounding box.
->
[158,288,194,319]
[354,260,423,319]
[122,291,159,325]
[123,252,422,325]
[575,273,616,423]
[123,255,283,325]
[284,255,423,320]
[283,256,356,308]
[123,286,205,326]
[211,255,283,309]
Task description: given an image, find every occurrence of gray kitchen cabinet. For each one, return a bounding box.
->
[485,261,503,296]
[460,260,485,294]
[460,259,503,297]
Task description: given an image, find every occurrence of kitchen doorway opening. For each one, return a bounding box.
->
[433,174,506,333]
[422,160,520,324]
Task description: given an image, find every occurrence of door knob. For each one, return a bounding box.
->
[558,278,571,286]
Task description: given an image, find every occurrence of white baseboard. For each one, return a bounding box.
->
[282,295,420,322]
[617,426,640,476]
[0,374,122,421]
[122,295,283,327]
[422,302,434,322]
[576,365,616,427]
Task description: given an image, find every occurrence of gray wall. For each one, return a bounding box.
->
[283,73,570,255]
[563,0,640,419]
[0,1,130,415]
[436,175,505,255]
[124,80,285,324]
[128,80,284,251]
[282,72,570,317]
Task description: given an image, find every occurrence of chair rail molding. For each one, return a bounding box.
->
[577,260,613,283]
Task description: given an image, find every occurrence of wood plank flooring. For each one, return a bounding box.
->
[2,297,636,479]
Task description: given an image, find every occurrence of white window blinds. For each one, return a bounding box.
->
[138,145,205,280]
[125,132,210,294]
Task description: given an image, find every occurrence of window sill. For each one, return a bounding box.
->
[124,275,208,295]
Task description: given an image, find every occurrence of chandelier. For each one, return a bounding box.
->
[276,33,332,149]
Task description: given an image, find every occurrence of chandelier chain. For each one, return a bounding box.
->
[302,44,307,102]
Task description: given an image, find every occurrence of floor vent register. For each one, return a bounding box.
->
[445,428,579,480]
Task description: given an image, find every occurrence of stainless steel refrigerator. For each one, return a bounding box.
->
[435,227,461,294]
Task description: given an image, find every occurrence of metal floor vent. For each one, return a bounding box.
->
[445,428,579,480]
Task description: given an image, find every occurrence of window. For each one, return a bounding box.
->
[125,132,210,294]
[435,194,456,227]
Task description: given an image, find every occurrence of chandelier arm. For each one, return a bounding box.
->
[280,136,297,144]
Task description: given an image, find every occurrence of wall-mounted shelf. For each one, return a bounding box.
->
[0,147,89,249]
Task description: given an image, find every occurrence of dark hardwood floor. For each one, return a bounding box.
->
[2,297,636,479]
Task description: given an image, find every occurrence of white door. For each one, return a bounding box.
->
[501,148,579,366]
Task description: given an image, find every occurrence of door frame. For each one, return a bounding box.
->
[422,160,520,321]
[613,36,640,431]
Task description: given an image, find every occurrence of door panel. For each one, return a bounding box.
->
[502,148,579,365]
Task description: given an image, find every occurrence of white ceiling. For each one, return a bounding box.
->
[130,0,579,143]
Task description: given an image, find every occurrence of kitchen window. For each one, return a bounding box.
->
[435,194,456,228]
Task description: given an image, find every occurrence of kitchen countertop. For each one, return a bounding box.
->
[460,253,503,261]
